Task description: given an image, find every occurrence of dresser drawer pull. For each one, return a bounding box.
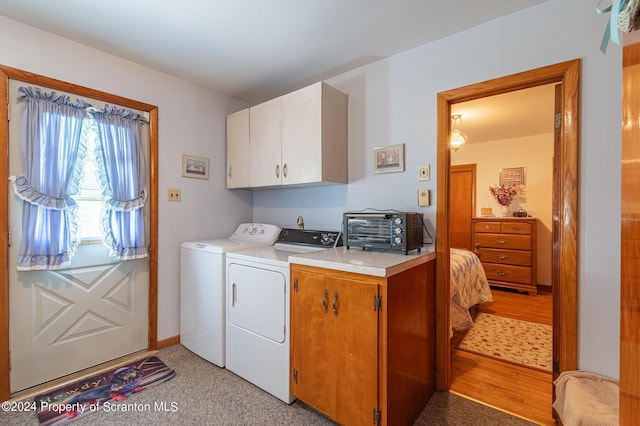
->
[497,239,508,244]
[497,270,507,276]
[484,225,491,230]
[512,226,521,231]
[498,255,508,260]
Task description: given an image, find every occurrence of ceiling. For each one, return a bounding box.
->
[0,0,553,141]
[451,83,557,144]
[0,0,547,105]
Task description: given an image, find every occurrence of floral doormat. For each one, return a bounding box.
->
[458,313,552,372]
[33,356,175,426]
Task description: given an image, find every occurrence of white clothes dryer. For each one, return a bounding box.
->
[179,223,280,367]
[225,228,342,403]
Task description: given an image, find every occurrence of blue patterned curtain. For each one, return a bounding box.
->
[92,106,147,260]
[10,87,89,270]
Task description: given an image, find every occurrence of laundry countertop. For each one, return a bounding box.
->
[289,245,436,277]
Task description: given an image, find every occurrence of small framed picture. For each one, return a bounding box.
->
[373,143,405,174]
[499,167,525,186]
[182,154,209,179]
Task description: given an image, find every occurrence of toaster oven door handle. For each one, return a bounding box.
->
[346,213,391,218]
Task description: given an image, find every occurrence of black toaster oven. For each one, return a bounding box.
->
[343,211,423,254]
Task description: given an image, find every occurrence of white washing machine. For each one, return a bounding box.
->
[225,228,342,403]
[179,223,280,367]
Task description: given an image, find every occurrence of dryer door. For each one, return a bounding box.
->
[227,262,286,343]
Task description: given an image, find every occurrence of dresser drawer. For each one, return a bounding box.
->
[474,233,532,250]
[475,248,532,266]
[482,263,533,285]
[500,222,533,235]
[473,222,501,233]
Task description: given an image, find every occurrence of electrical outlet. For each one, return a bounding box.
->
[419,165,430,181]
[168,188,182,202]
[418,189,430,206]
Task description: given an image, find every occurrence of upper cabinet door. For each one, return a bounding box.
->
[226,109,250,188]
[250,97,283,188]
[281,83,323,185]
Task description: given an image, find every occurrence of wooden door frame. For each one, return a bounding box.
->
[435,59,580,390]
[0,65,159,401]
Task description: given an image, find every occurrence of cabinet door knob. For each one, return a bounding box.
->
[228,166,232,178]
[283,163,288,178]
[332,291,339,316]
[322,289,329,313]
[275,164,280,178]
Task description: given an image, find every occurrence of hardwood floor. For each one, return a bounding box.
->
[450,287,554,425]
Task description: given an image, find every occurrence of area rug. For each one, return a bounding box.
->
[33,356,175,426]
[457,313,552,372]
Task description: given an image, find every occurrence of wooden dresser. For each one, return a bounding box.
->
[472,218,537,296]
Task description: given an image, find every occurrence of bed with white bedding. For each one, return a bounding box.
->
[450,248,493,334]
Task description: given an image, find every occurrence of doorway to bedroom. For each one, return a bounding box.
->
[434,59,579,425]
[447,86,555,424]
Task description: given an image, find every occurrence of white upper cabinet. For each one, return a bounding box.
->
[227,82,347,189]
[226,108,250,188]
[249,96,283,187]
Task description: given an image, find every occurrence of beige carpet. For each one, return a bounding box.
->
[458,313,552,372]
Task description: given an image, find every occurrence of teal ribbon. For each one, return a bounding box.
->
[598,0,627,53]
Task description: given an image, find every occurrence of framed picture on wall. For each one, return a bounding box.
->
[373,143,405,174]
[499,166,525,186]
[182,154,209,179]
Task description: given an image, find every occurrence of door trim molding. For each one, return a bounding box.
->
[435,59,580,390]
[0,65,159,401]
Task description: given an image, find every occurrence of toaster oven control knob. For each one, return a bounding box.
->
[394,217,403,225]
[320,233,334,245]
[394,236,403,245]
[394,227,402,235]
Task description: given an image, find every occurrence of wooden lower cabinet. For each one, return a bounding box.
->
[290,260,435,426]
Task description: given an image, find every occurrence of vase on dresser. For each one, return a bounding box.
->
[500,205,510,217]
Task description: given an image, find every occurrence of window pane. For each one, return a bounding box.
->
[75,199,104,240]
[73,120,106,242]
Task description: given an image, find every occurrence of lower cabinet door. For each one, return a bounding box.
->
[291,268,379,425]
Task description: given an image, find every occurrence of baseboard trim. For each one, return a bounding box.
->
[537,284,552,294]
[158,335,180,349]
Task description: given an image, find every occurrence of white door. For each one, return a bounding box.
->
[8,80,149,392]
[227,262,286,343]
[281,82,322,185]
[249,97,282,187]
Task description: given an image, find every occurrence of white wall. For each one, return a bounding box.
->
[452,134,554,286]
[253,0,622,378]
[0,15,254,340]
[0,0,622,379]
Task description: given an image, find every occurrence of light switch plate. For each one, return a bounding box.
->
[418,165,430,181]
[418,189,430,206]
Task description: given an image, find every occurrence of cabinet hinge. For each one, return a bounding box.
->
[293,278,298,292]
[293,368,298,384]
[554,113,562,129]
[373,408,382,425]
[373,295,382,311]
